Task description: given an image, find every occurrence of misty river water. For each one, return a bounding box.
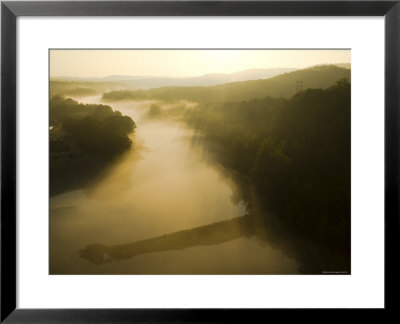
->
[50,96,299,274]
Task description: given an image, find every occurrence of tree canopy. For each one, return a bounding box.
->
[184,79,351,257]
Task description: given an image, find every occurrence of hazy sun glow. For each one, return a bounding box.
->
[50,49,350,78]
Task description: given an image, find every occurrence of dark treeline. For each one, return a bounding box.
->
[184,79,351,266]
[50,80,125,98]
[102,65,350,103]
[50,96,136,195]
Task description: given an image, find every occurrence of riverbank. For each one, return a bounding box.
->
[49,96,136,196]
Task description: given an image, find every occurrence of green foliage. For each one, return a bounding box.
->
[102,89,148,101]
[63,87,97,97]
[185,79,351,254]
[148,104,162,117]
[50,96,136,156]
[50,80,121,97]
[63,117,133,155]
[50,96,110,124]
[49,96,136,195]
[49,140,70,153]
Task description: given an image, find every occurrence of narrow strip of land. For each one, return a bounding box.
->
[79,215,254,265]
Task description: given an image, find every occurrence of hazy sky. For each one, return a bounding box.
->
[50,49,350,78]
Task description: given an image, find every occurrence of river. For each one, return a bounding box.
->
[49,96,299,274]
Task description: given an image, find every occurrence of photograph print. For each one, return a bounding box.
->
[49,49,351,275]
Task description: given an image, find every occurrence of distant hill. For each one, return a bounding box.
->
[102,65,351,103]
[333,63,351,69]
[311,63,351,70]
[52,68,297,90]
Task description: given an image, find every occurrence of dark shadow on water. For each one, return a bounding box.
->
[79,215,254,265]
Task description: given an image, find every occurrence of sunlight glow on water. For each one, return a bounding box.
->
[50,97,298,274]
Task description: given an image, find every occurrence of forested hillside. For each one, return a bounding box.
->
[184,79,351,263]
[102,65,350,103]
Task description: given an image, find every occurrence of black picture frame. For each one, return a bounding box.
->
[1,0,399,322]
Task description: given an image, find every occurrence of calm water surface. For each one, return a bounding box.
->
[50,96,299,274]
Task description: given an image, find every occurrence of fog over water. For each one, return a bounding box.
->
[50,96,299,274]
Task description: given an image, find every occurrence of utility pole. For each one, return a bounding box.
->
[296,80,303,93]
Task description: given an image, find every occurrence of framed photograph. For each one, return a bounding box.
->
[1,0,399,321]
